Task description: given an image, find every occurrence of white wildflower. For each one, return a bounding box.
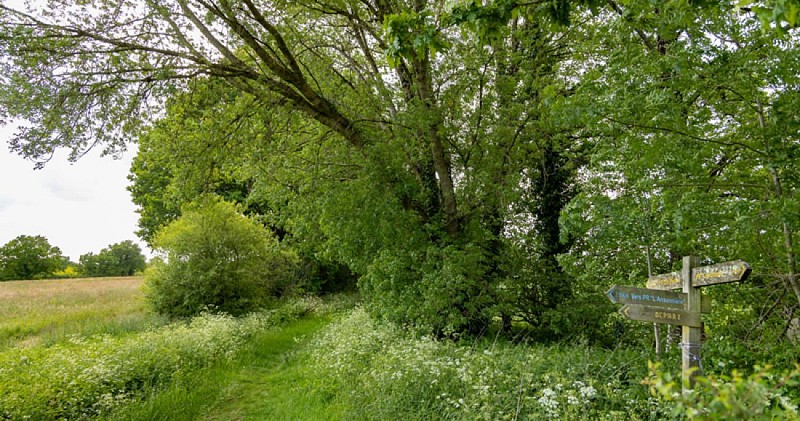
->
[579,384,597,399]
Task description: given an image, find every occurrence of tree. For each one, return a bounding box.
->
[0,235,64,281]
[0,0,582,333]
[4,1,792,337]
[145,196,298,317]
[557,1,800,340]
[79,240,147,277]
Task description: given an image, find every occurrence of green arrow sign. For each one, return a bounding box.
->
[619,304,702,327]
[606,285,711,312]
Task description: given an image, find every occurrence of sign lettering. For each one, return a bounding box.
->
[606,285,711,312]
[620,304,702,327]
[646,260,751,290]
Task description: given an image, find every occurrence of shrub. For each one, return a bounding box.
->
[644,362,800,420]
[145,196,299,317]
[51,265,82,279]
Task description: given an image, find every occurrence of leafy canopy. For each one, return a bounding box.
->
[0,235,65,281]
[79,240,147,277]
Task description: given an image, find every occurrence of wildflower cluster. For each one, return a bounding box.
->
[309,308,666,420]
[0,299,317,419]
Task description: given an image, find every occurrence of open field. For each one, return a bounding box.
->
[0,276,166,349]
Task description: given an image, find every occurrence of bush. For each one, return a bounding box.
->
[145,196,299,318]
[51,265,82,279]
[644,362,800,420]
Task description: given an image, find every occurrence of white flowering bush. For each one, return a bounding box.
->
[0,299,318,419]
[309,308,670,420]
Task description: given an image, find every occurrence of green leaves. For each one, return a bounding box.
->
[741,0,800,30]
[0,235,65,281]
[383,11,450,66]
[79,241,146,277]
[146,196,298,318]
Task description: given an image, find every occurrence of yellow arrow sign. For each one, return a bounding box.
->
[692,261,751,287]
[646,260,751,290]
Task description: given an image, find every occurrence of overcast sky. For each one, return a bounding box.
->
[0,123,150,262]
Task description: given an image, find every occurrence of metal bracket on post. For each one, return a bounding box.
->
[682,256,702,391]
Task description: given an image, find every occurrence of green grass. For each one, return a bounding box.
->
[0,277,166,349]
[105,315,342,421]
[204,315,344,420]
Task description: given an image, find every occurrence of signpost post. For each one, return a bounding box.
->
[606,256,751,391]
[682,256,702,389]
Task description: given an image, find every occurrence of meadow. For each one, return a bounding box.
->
[0,277,165,350]
[0,277,797,420]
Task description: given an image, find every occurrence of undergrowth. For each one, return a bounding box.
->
[0,297,322,419]
[308,308,800,420]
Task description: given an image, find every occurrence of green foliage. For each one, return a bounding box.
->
[145,196,299,318]
[5,0,800,342]
[0,235,65,281]
[557,0,800,343]
[644,362,800,420]
[741,0,800,30]
[383,11,450,65]
[127,78,261,246]
[80,240,147,277]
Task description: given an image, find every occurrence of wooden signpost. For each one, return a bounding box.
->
[607,256,751,391]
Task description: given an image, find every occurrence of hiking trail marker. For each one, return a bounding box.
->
[606,256,751,390]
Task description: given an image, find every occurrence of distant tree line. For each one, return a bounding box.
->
[0,236,147,281]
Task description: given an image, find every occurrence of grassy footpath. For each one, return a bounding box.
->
[204,315,344,420]
[106,314,342,421]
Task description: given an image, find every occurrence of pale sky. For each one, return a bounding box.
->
[0,123,150,262]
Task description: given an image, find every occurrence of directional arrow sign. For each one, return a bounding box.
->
[620,304,702,327]
[646,272,681,290]
[692,260,751,287]
[606,285,711,312]
[646,260,751,290]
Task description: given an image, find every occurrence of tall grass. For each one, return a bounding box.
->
[307,308,799,420]
[306,308,663,420]
[0,298,321,419]
[0,277,165,349]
